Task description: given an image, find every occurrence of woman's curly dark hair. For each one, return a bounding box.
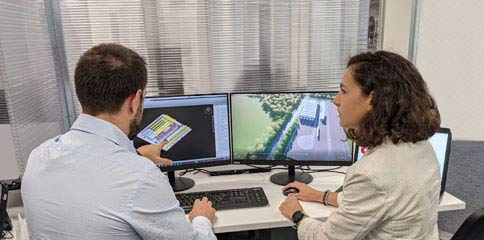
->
[346,51,440,148]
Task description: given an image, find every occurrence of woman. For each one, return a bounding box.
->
[279,51,441,240]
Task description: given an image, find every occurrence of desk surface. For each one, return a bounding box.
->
[7,165,466,235]
[178,165,466,233]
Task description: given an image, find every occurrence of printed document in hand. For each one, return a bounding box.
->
[137,114,191,151]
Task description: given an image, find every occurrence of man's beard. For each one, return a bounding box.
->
[128,104,143,140]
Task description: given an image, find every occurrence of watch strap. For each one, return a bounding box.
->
[291,210,306,229]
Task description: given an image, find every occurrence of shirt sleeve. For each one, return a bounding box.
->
[336,192,342,206]
[126,167,216,240]
[192,216,217,239]
[298,168,388,240]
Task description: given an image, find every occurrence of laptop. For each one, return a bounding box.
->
[353,128,452,197]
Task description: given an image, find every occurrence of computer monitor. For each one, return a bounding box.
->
[230,92,353,185]
[353,128,452,197]
[133,94,231,191]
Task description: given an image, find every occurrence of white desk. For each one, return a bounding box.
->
[178,165,466,233]
[6,165,466,237]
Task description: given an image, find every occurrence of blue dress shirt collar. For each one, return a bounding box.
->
[70,113,136,154]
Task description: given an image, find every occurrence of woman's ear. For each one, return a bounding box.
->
[366,91,374,111]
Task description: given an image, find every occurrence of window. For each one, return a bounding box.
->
[59,0,372,116]
[0,0,66,172]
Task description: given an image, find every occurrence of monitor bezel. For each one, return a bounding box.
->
[437,127,452,196]
[141,93,232,171]
[230,91,353,167]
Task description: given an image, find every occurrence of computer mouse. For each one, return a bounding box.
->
[282,187,300,196]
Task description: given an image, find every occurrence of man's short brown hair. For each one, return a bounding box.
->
[74,43,147,115]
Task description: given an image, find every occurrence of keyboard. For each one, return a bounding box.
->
[175,187,269,213]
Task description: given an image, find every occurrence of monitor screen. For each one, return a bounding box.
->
[230,92,353,166]
[428,131,451,178]
[133,94,231,171]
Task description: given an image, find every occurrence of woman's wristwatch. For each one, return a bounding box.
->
[291,210,307,229]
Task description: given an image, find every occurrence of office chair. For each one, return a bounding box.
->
[450,206,484,240]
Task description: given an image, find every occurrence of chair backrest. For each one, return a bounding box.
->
[451,207,484,240]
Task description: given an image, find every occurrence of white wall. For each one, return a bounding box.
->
[416,0,484,140]
[382,0,484,141]
[0,124,18,180]
[382,0,413,57]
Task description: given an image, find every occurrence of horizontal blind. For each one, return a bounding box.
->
[0,0,66,173]
[59,0,370,117]
[0,89,7,124]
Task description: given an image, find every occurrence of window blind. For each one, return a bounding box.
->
[58,0,370,116]
[0,0,66,173]
[0,89,7,124]
[0,0,373,174]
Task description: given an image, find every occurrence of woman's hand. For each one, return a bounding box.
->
[136,141,173,165]
[282,181,325,203]
[279,195,304,220]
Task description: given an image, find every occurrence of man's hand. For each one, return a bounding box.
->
[136,141,173,165]
[188,197,217,223]
[282,181,325,203]
[279,195,304,220]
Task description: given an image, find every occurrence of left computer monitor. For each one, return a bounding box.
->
[133,94,231,191]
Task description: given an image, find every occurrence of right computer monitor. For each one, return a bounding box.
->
[230,92,353,185]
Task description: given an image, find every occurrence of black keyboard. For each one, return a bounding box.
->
[175,187,269,213]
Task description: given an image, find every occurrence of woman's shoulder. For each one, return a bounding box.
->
[352,140,434,175]
[363,139,431,159]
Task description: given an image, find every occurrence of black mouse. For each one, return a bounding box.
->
[282,187,300,196]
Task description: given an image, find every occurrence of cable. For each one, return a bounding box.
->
[304,166,346,174]
[178,168,212,176]
[192,169,212,175]
[176,165,346,176]
[178,169,194,176]
[178,165,275,177]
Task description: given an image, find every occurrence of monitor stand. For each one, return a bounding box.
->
[167,171,195,192]
[270,165,313,185]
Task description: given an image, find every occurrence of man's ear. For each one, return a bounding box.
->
[129,89,143,114]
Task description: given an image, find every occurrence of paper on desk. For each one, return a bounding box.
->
[16,213,29,240]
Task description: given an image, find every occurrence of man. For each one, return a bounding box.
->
[21,43,217,239]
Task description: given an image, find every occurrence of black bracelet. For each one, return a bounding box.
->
[322,190,331,206]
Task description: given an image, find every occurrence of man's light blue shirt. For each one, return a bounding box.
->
[21,114,216,240]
